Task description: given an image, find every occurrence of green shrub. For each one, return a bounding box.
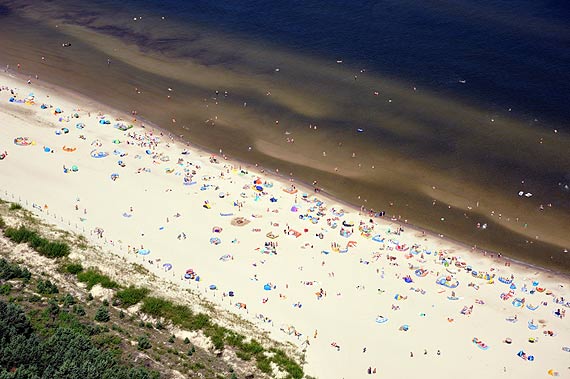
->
[77,269,119,290]
[139,297,170,317]
[0,215,5,229]
[115,286,149,307]
[0,258,31,281]
[256,356,271,374]
[37,241,70,258]
[3,226,69,258]
[65,262,84,275]
[37,279,59,295]
[241,339,264,355]
[140,297,210,331]
[61,293,76,307]
[72,304,86,316]
[0,283,12,295]
[270,348,304,379]
[4,226,38,243]
[9,203,22,211]
[93,333,121,348]
[137,335,152,350]
[94,306,110,322]
[235,350,252,361]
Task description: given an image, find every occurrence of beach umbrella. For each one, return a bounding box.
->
[270,197,277,202]
[163,263,172,271]
[255,185,263,191]
[138,249,150,255]
[263,284,272,291]
[44,147,51,152]
[209,284,217,290]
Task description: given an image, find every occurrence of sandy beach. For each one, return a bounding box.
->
[1,73,569,378]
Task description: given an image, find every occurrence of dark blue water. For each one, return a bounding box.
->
[121,0,570,126]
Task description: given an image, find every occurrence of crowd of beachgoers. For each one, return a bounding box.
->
[1,74,569,378]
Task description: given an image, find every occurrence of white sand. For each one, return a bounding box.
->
[1,73,569,379]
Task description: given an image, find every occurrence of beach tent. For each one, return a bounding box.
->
[375,316,388,324]
[91,150,109,158]
[138,249,151,255]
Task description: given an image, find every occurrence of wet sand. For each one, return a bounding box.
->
[0,4,568,271]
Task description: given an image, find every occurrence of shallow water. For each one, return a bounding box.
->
[0,0,569,271]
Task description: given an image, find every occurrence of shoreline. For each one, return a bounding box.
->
[0,10,568,268]
[3,69,568,280]
[2,72,569,378]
